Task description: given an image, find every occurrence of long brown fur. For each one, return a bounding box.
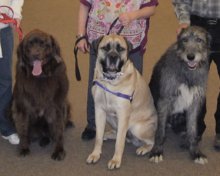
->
[12,29,72,160]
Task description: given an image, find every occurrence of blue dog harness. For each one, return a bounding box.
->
[93,80,133,102]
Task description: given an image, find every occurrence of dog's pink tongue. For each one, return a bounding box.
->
[32,60,42,76]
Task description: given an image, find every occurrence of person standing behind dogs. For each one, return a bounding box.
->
[172,0,220,150]
[0,0,24,145]
[76,0,158,140]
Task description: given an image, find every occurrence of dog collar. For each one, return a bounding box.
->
[93,80,133,102]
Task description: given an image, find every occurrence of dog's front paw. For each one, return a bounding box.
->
[51,149,66,161]
[192,152,208,165]
[108,158,121,170]
[19,148,30,157]
[149,149,163,163]
[86,153,101,164]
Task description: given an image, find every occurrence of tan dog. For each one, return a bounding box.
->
[86,34,157,169]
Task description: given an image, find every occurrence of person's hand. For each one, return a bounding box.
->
[176,23,189,35]
[9,18,21,28]
[77,38,89,53]
[119,12,135,26]
[15,18,21,28]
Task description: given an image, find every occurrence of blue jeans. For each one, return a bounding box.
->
[0,27,16,136]
[86,48,143,129]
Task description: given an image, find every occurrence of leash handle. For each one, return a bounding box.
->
[107,17,124,35]
[74,35,89,81]
[0,6,14,17]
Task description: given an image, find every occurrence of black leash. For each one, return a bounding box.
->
[73,35,88,81]
[73,17,124,81]
[107,17,124,35]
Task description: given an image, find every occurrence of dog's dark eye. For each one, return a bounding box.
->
[29,40,35,46]
[182,38,188,43]
[45,44,51,48]
[101,44,111,52]
[196,38,203,43]
[116,44,125,52]
[39,41,45,46]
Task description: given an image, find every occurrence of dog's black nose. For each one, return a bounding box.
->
[187,54,195,61]
[32,53,40,59]
[109,52,119,61]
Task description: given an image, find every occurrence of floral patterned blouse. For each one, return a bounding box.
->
[80,0,158,52]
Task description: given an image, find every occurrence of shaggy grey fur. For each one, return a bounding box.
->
[149,26,211,164]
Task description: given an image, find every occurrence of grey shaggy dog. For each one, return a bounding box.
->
[149,26,211,164]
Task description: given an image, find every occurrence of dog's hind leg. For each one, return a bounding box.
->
[36,118,51,147]
[103,129,117,141]
[186,103,208,165]
[136,141,154,156]
[39,136,50,147]
[129,120,155,155]
[103,116,117,141]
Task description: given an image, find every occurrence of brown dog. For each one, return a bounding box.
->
[12,29,72,160]
[86,34,157,169]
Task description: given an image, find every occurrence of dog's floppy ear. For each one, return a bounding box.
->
[16,39,26,67]
[91,36,104,55]
[123,37,133,53]
[50,35,62,63]
[177,27,187,41]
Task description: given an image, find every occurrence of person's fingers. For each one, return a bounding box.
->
[77,40,88,53]
[85,44,89,52]
[177,23,189,35]
[15,19,21,27]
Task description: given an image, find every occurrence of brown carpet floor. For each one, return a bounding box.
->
[0,0,219,176]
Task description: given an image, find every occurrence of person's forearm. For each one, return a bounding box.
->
[11,0,24,19]
[77,3,89,36]
[172,0,192,24]
[132,6,156,20]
